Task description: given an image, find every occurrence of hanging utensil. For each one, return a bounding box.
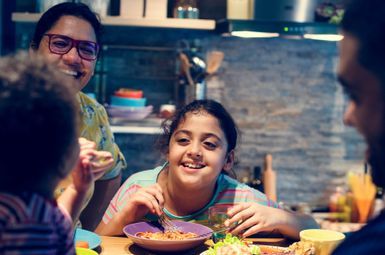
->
[179,52,194,86]
[194,51,224,83]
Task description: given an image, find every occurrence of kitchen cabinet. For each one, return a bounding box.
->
[11,13,215,30]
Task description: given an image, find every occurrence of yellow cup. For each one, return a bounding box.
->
[300,229,345,255]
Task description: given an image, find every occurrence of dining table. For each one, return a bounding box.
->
[97,235,289,255]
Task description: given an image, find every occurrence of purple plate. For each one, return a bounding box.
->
[123,221,212,252]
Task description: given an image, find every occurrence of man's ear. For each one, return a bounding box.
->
[223,150,235,172]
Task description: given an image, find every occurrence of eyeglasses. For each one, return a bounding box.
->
[44,34,99,61]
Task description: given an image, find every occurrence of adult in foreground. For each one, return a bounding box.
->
[333,0,385,254]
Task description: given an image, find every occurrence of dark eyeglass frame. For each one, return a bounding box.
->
[44,33,99,61]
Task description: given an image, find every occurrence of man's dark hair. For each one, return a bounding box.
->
[341,0,385,86]
[0,52,79,191]
[30,2,102,50]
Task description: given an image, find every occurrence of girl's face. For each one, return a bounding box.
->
[35,15,97,92]
[167,111,234,190]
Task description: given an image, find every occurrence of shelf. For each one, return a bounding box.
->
[12,13,215,30]
[111,125,162,134]
[110,117,164,134]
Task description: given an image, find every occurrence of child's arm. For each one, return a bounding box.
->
[57,138,113,223]
[225,202,319,240]
[57,153,94,223]
[95,183,164,236]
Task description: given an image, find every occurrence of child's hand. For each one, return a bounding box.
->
[225,202,285,237]
[77,137,113,181]
[89,150,113,180]
[122,184,164,222]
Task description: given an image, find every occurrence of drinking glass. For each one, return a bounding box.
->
[208,205,233,240]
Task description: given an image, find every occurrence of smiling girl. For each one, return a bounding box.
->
[96,100,318,239]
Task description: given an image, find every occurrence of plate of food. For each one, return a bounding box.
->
[123,221,212,252]
[74,228,101,250]
[201,234,315,255]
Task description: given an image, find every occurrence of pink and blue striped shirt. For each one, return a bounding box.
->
[102,164,279,227]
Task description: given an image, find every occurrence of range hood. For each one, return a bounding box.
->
[217,0,342,41]
[216,19,341,41]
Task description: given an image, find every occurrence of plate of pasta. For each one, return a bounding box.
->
[123,221,213,252]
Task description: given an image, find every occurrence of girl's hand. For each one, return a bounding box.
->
[225,202,285,238]
[122,184,164,223]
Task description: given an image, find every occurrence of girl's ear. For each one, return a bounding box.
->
[223,150,235,172]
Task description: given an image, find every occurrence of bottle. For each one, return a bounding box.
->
[186,0,199,19]
[174,0,187,18]
[263,154,277,202]
[329,186,345,213]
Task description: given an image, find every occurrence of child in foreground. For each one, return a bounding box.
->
[96,99,318,239]
[0,52,107,254]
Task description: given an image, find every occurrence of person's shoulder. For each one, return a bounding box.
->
[125,165,164,183]
[333,212,385,254]
[78,92,104,109]
[220,174,250,188]
[0,192,63,223]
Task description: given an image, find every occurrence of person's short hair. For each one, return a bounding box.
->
[158,99,239,155]
[341,0,385,86]
[0,51,79,191]
[30,2,102,50]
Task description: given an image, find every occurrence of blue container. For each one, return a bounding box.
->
[110,96,146,107]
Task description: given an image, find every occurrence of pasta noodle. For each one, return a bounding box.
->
[136,231,198,240]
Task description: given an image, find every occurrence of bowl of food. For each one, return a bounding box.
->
[300,229,345,255]
[123,221,212,252]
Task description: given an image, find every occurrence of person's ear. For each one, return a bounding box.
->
[223,150,235,172]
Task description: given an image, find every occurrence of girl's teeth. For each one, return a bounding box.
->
[185,163,203,169]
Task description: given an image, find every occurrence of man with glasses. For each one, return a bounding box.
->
[29,2,126,231]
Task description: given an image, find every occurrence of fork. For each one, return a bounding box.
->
[158,213,180,232]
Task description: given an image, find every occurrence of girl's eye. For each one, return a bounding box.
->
[204,141,217,150]
[176,137,189,144]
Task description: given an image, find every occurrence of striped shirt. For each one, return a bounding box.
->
[102,164,279,227]
[0,192,75,255]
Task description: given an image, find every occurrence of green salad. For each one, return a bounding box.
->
[206,234,260,255]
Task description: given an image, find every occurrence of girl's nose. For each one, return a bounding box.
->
[187,144,202,159]
[343,101,356,126]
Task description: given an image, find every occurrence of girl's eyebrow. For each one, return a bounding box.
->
[174,129,223,143]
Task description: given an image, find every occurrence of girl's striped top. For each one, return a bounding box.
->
[102,164,279,227]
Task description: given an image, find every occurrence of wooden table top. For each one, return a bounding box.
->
[97,236,288,255]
